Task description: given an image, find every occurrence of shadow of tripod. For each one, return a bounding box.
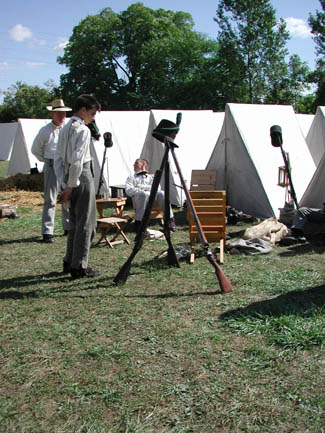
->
[114,128,232,293]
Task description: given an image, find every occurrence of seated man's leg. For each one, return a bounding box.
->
[154,191,174,218]
[154,191,176,230]
[133,191,150,221]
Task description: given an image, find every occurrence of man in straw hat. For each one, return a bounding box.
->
[32,98,72,243]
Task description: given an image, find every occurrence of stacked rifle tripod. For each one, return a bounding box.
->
[114,124,232,293]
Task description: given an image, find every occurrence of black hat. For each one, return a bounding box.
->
[152,113,182,142]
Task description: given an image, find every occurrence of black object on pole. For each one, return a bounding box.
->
[97,132,113,198]
[114,117,232,293]
[270,125,299,209]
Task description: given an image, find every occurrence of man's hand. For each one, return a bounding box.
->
[58,187,73,204]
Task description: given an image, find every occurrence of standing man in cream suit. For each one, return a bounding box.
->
[32,98,71,243]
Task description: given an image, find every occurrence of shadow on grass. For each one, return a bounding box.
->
[0,272,72,298]
[219,284,325,322]
[0,236,42,245]
[124,289,221,299]
[278,241,325,257]
[0,270,117,299]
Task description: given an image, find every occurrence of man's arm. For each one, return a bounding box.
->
[66,127,89,188]
[31,128,46,162]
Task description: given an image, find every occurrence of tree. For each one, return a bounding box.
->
[309,0,325,107]
[57,3,219,110]
[309,0,325,57]
[214,0,290,103]
[0,81,56,122]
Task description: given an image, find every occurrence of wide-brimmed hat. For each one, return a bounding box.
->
[46,98,72,112]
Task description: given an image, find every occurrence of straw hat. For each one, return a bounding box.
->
[46,98,72,112]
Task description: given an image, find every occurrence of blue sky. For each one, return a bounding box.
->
[0,0,321,98]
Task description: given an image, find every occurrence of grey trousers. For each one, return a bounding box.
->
[132,190,174,221]
[42,159,69,235]
[64,162,97,269]
[292,207,325,231]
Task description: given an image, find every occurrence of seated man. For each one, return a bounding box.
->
[125,158,176,232]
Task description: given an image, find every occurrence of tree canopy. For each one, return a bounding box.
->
[214,0,290,104]
[309,0,325,107]
[58,3,219,110]
[0,81,56,123]
[0,2,318,119]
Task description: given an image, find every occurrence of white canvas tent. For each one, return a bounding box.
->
[0,122,18,161]
[93,111,150,196]
[206,103,316,219]
[299,152,325,208]
[140,109,224,206]
[8,118,49,175]
[7,112,150,196]
[296,113,314,139]
[306,106,325,166]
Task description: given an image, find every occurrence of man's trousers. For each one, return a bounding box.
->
[132,190,174,221]
[64,162,96,270]
[42,159,69,235]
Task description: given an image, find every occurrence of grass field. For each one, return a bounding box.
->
[0,161,9,179]
[0,189,324,433]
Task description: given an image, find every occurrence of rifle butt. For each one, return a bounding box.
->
[167,247,180,267]
[207,255,233,293]
[113,260,132,285]
[215,269,233,293]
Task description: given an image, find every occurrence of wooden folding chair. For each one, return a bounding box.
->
[187,170,226,264]
[96,216,131,248]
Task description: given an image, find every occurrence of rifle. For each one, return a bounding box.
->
[113,151,175,284]
[170,145,232,293]
[114,115,233,293]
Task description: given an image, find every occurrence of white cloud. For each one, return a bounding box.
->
[9,24,33,42]
[25,61,47,68]
[54,37,68,52]
[0,62,14,70]
[285,17,311,39]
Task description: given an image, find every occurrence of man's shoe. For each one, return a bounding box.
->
[169,218,177,232]
[70,266,100,279]
[63,260,71,274]
[43,234,54,243]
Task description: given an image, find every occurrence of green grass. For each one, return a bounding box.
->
[0,161,9,179]
[0,201,324,433]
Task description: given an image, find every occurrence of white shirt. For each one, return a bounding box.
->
[31,121,62,161]
[125,171,161,197]
[54,116,91,188]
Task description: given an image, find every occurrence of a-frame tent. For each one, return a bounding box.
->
[299,151,325,208]
[140,109,224,206]
[7,112,150,197]
[296,113,314,139]
[93,111,150,196]
[8,118,49,175]
[0,122,18,161]
[306,106,325,166]
[206,103,316,219]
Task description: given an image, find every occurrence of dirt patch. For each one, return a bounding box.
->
[0,190,43,208]
[0,173,44,192]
